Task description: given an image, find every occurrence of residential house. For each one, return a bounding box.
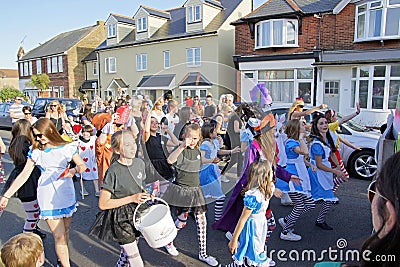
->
[81,49,101,101]
[232,0,400,127]
[96,0,252,105]
[0,69,19,89]
[17,21,106,101]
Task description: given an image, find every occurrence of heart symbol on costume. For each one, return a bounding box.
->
[34,213,39,218]
[90,145,93,150]
[85,168,90,172]
[93,167,97,171]
[80,146,86,151]
[31,223,36,228]
[83,158,88,162]
[33,204,39,208]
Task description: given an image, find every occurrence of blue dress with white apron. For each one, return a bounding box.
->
[199,139,225,199]
[275,139,311,196]
[308,139,338,202]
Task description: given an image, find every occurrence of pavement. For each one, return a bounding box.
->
[0,129,374,267]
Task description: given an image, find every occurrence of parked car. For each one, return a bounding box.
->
[269,104,380,180]
[0,101,33,129]
[32,98,82,122]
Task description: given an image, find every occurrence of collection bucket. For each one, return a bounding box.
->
[133,197,177,248]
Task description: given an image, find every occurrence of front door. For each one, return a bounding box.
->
[323,80,340,111]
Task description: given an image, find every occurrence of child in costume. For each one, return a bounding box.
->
[225,161,275,267]
[89,130,151,267]
[162,124,219,266]
[275,119,315,241]
[199,123,240,221]
[308,115,346,230]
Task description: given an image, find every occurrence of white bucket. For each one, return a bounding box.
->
[133,197,177,248]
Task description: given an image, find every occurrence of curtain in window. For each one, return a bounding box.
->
[273,20,283,45]
[262,22,270,46]
[266,81,293,102]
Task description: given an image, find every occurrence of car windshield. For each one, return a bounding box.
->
[59,100,81,110]
[337,113,370,132]
[33,99,47,110]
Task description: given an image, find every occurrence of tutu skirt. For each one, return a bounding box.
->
[162,183,207,214]
[200,164,225,199]
[89,203,142,245]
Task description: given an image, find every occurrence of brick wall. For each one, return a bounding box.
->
[235,3,400,55]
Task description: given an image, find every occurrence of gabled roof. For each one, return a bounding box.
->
[0,69,18,78]
[243,0,344,20]
[179,72,212,87]
[140,6,171,19]
[98,0,241,50]
[19,24,98,61]
[111,14,135,25]
[82,50,97,62]
[205,0,224,9]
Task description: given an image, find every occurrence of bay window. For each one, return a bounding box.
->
[255,19,298,48]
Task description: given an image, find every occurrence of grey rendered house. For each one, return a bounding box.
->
[96,0,252,104]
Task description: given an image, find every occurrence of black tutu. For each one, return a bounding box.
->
[89,203,143,245]
[162,183,207,214]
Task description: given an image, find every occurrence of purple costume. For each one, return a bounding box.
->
[212,139,293,233]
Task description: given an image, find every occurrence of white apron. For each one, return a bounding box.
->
[310,140,334,190]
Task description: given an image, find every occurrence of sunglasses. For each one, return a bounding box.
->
[32,132,44,139]
[298,105,304,108]
[16,98,22,101]
[50,105,57,107]
[367,180,389,203]
[24,112,32,115]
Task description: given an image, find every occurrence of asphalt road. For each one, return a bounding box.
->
[0,129,374,267]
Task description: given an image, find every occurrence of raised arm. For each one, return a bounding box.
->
[338,102,360,126]
[291,104,327,119]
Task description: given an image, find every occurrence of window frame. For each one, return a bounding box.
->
[93,61,98,75]
[108,57,116,73]
[36,59,42,74]
[186,47,201,67]
[108,24,117,38]
[137,17,147,32]
[23,62,29,76]
[355,0,400,42]
[188,5,201,23]
[51,57,58,73]
[255,19,299,49]
[136,54,148,71]
[164,50,170,69]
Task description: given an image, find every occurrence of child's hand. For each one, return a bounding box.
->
[231,146,241,154]
[334,169,346,179]
[309,165,317,172]
[131,192,150,204]
[180,137,192,148]
[274,188,283,198]
[228,239,238,254]
[0,197,9,211]
[213,157,221,163]
[290,175,302,186]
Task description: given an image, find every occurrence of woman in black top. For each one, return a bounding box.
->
[2,119,45,238]
[45,100,67,134]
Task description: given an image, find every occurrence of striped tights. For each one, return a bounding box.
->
[316,201,334,223]
[283,192,315,233]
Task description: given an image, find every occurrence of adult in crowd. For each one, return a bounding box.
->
[192,95,204,117]
[226,94,236,111]
[81,104,95,128]
[1,119,45,239]
[97,100,106,113]
[144,95,153,109]
[288,98,327,121]
[151,99,165,123]
[0,118,86,267]
[315,152,400,267]
[204,94,216,108]
[165,99,180,134]
[9,96,25,124]
[218,94,227,112]
[173,106,192,141]
[22,106,38,124]
[45,100,67,135]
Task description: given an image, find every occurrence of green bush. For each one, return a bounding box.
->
[0,87,24,102]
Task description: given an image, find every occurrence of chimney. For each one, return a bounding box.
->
[97,20,105,26]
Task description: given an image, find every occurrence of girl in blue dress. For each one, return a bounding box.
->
[276,119,316,241]
[308,115,346,230]
[200,123,240,221]
[225,161,275,267]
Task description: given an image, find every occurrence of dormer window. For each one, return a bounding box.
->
[188,5,201,23]
[108,24,116,38]
[137,17,147,32]
[255,19,298,49]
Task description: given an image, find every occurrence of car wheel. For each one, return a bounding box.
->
[347,150,377,180]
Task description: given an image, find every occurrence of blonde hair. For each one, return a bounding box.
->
[183,124,201,149]
[1,232,43,267]
[254,129,276,164]
[288,99,305,120]
[245,161,274,200]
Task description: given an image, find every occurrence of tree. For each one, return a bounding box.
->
[25,73,50,91]
[0,86,24,102]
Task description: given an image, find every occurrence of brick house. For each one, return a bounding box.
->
[0,69,19,89]
[17,21,106,101]
[233,0,400,126]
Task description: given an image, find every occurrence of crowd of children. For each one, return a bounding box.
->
[0,89,367,267]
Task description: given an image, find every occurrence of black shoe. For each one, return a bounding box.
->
[315,221,333,230]
[33,228,47,239]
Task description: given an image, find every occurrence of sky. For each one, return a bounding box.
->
[0,0,265,70]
